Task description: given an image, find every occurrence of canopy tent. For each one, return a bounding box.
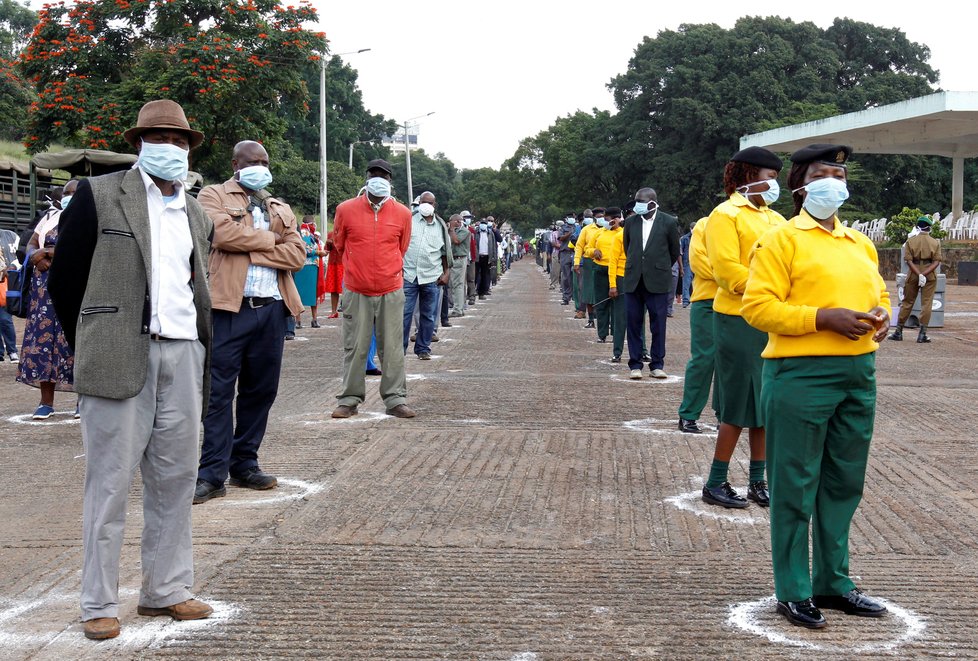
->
[739,91,978,219]
[28,149,204,219]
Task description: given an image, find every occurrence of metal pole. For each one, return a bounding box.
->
[404,120,413,203]
[319,55,328,222]
[952,155,964,220]
[349,142,354,170]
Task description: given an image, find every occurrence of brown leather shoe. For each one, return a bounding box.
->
[331,404,358,419]
[137,598,214,621]
[385,404,416,418]
[83,617,120,640]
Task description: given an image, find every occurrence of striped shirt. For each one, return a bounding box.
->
[242,205,282,299]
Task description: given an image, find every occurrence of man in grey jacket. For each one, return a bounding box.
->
[49,100,214,641]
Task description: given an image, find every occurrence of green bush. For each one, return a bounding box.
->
[883,207,947,244]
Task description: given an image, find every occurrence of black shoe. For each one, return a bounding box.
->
[597,337,607,343]
[641,353,651,363]
[814,589,887,617]
[702,482,749,509]
[561,300,570,305]
[418,352,431,360]
[888,327,903,341]
[229,467,278,490]
[584,320,595,328]
[610,355,621,363]
[441,321,452,327]
[776,599,827,629]
[310,319,321,328]
[285,333,295,341]
[916,328,930,343]
[478,295,485,300]
[365,368,383,376]
[747,480,770,507]
[468,298,476,305]
[193,479,226,504]
[678,418,702,434]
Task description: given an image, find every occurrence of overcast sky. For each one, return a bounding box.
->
[312,0,974,170]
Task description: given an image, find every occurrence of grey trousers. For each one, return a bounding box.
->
[560,251,574,301]
[466,260,476,300]
[550,254,560,287]
[80,339,205,620]
[338,289,407,409]
[450,256,467,313]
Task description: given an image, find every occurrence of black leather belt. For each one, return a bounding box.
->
[149,333,176,341]
[243,296,276,308]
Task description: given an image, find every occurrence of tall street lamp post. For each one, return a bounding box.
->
[402,111,435,203]
[320,48,371,222]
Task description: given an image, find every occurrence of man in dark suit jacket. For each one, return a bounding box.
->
[48,100,214,641]
[620,187,681,379]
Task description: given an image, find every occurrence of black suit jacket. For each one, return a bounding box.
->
[620,211,681,294]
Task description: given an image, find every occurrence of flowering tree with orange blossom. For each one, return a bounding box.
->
[19,0,327,180]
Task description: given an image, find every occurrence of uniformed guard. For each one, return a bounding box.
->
[742,143,891,629]
[889,215,942,343]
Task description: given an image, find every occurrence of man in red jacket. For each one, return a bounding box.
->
[331,160,415,419]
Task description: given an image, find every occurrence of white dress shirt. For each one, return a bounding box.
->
[138,167,198,340]
[641,210,658,250]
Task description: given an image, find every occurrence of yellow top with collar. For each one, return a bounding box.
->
[705,192,786,316]
[741,210,891,358]
[574,222,602,266]
[601,227,626,287]
[688,216,717,303]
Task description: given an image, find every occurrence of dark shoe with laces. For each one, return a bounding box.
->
[702,482,749,509]
[888,327,903,341]
[193,479,226,504]
[584,320,595,328]
[229,467,277,490]
[916,328,930,343]
[331,404,359,418]
[386,404,416,418]
[678,418,702,434]
[747,480,770,507]
[814,589,887,617]
[610,355,621,363]
[310,319,321,328]
[776,598,827,629]
[418,352,431,360]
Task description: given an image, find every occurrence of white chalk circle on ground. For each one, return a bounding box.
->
[226,477,325,506]
[286,336,310,342]
[0,590,239,650]
[727,594,925,653]
[406,373,427,381]
[610,374,683,385]
[624,416,718,435]
[664,486,767,525]
[305,411,389,425]
[6,411,80,426]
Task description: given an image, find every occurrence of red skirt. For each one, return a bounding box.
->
[323,257,343,294]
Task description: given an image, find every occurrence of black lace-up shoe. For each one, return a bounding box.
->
[747,480,770,507]
[678,418,702,434]
[776,598,827,629]
[702,482,749,509]
[814,589,887,617]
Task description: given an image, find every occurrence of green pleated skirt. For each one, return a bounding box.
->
[713,311,767,428]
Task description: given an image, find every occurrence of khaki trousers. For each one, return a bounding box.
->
[338,289,407,409]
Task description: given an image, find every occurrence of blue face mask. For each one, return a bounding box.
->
[596,218,609,228]
[739,179,780,205]
[60,194,73,210]
[365,177,391,199]
[479,223,488,232]
[138,141,189,181]
[796,177,849,219]
[583,218,593,226]
[237,165,273,191]
[633,201,657,216]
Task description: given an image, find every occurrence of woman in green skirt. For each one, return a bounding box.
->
[702,147,786,509]
[742,144,891,629]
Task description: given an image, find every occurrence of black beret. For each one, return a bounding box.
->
[730,146,782,170]
[789,144,852,167]
[366,158,393,175]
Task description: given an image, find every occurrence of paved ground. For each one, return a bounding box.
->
[1,258,977,660]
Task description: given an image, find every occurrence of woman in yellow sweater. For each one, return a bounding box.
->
[593,207,626,362]
[702,147,786,509]
[741,144,890,629]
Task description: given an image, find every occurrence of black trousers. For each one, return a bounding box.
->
[476,255,491,295]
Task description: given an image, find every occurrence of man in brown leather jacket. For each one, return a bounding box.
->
[194,140,306,503]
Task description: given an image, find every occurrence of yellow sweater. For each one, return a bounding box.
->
[689,216,717,303]
[705,192,786,316]
[741,211,891,358]
[603,227,626,288]
[574,223,602,266]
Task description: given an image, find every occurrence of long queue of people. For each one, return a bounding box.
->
[537,144,893,633]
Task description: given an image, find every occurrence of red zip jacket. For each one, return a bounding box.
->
[333,194,412,296]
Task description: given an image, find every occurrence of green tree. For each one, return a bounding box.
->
[389,149,459,209]
[282,55,397,172]
[18,0,326,181]
[0,0,36,142]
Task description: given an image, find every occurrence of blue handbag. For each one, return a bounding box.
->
[5,261,33,318]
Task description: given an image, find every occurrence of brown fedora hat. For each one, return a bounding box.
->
[123,99,204,149]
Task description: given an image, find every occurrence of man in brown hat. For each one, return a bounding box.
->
[49,99,215,640]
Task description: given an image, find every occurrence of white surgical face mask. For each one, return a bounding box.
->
[633,201,657,216]
[418,202,435,218]
[596,218,609,228]
[138,141,189,181]
[794,177,849,219]
[237,165,273,191]
[365,177,391,199]
[738,179,780,205]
